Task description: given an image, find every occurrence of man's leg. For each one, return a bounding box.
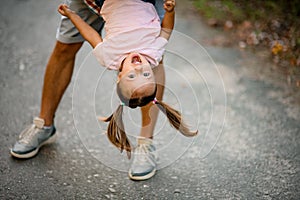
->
[11,0,104,158]
[128,62,165,181]
[10,42,83,158]
[40,0,104,126]
[140,61,165,138]
[39,41,83,126]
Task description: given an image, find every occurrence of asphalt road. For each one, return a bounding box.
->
[0,0,299,199]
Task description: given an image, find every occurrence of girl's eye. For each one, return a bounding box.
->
[128,73,136,79]
[143,72,150,77]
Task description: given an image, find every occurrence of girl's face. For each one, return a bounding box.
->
[118,53,156,99]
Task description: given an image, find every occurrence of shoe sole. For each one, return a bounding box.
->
[128,168,156,181]
[10,133,57,159]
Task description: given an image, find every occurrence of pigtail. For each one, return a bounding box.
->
[154,99,198,137]
[100,105,132,158]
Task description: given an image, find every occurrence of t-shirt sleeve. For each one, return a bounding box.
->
[92,42,105,67]
[92,41,121,71]
[153,36,168,64]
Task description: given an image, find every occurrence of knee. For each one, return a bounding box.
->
[53,41,83,60]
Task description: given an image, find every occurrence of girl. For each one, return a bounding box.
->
[58,0,197,180]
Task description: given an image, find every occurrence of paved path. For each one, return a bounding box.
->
[0,0,299,199]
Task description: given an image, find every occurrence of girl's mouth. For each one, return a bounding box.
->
[131,54,142,64]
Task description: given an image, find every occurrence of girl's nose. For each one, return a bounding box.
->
[134,65,143,71]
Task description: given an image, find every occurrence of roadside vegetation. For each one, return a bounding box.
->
[193,0,300,87]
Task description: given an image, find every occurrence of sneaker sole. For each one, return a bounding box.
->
[128,168,156,181]
[10,133,57,159]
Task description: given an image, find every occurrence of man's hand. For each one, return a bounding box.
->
[164,0,176,12]
[58,4,75,17]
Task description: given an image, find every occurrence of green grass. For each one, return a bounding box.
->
[193,0,217,19]
[193,0,245,23]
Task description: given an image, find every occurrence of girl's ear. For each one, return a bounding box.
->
[117,73,122,83]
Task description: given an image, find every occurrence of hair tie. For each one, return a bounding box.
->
[153,97,157,104]
[120,102,125,106]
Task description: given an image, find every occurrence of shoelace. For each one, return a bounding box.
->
[133,144,156,166]
[19,124,39,144]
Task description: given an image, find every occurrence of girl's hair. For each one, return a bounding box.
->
[100,85,198,156]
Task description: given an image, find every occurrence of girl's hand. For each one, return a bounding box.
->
[164,0,176,12]
[58,4,75,17]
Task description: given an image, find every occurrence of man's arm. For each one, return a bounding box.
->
[159,0,176,40]
[58,4,102,48]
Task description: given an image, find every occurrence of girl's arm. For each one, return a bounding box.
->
[159,0,175,40]
[58,4,102,48]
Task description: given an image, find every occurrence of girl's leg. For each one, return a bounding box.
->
[140,61,165,138]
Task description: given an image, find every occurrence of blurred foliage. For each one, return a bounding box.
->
[193,0,300,24]
[194,0,300,87]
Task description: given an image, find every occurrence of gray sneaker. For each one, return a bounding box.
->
[128,138,157,181]
[10,117,56,159]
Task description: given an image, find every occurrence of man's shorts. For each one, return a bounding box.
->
[56,0,166,44]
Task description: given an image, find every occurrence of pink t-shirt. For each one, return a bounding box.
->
[92,0,168,70]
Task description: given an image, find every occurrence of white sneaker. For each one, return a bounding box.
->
[10,117,56,159]
[128,138,157,181]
